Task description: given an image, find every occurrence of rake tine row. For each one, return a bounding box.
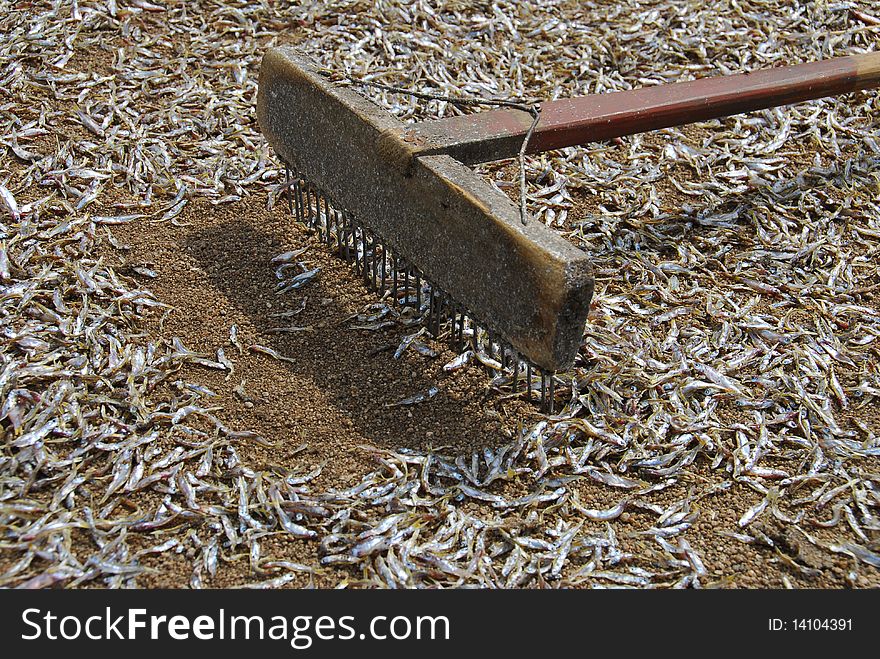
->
[281,164,559,411]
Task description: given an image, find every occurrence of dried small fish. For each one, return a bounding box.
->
[829,543,880,569]
[1,0,877,594]
[738,497,769,528]
[93,214,143,225]
[229,324,243,354]
[271,248,309,264]
[443,350,474,372]
[248,344,296,364]
[571,497,629,521]
[0,184,20,221]
[393,328,426,359]
[385,386,439,407]
[276,267,320,293]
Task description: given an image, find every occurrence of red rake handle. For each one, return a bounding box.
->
[408,52,880,165]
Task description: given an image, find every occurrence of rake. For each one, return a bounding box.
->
[257,48,880,408]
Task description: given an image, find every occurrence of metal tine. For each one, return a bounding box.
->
[294,179,304,225]
[361,225,369,285]
[301,184,309,225]
[368,230,376,290]
[437,291,449,335]
[435,289,441,333]
[312,187,321,235]
[340,211,347,259]
[339,211,347,259]
[292,177,298,220]
[359,222,367,277]
[291,177,297,219]
[445,294,453,337]
[350,216,357,270]
[526,363,533,401]
[311,187,320,235]
[399,262,407,306]
[357,224,365,281]
[390,250,397,299]
[457,307,465,350]
[299,181,308,226]
[351,216,358,266]
[433,288,443,336]
[371,232,378,290]
[347,212,354,263]
[311,188,319,231]
[435,290,445,336]
[327,205,334,248]
[313,188,322,236]
[324,195,333,246]
[451,305,459,348]
[367,229,373,287]
[314,188,321,235]
[411,268,418,309]
[285,165,294,214]
[321,192,331,243]
[318,191,326,241]
[366,228,371,281]
[354,219,362,274]
[364,229,371,288]
[445,304,452,342]
[426,287,435,334]
[357,219,363,273]
[370,230,376,289]
[482,328,491,373]
[449,305,457,347]
[343,212,351,261]
[380,242,387,292]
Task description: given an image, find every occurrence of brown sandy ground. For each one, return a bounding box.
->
[2,0,879,589]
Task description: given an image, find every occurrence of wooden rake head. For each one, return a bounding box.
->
[257,47,594,373]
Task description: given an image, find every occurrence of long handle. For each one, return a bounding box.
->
[406,52,880,165]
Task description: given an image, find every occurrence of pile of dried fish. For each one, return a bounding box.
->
[2,0,879,588]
